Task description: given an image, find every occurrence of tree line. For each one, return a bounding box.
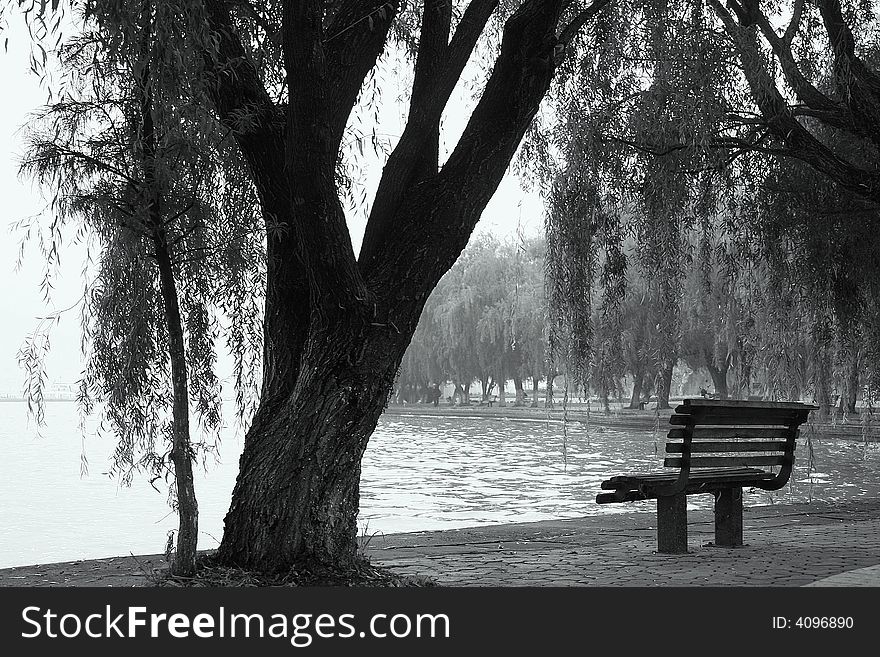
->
[396,223,875,419]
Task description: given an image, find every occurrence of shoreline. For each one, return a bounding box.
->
[381,403,880,438]
[3,497,880,587]
[3,397,877,438]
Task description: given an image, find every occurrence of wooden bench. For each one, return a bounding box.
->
[596,399,817,553]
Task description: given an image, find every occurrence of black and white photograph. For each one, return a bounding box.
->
[0,0,878,649]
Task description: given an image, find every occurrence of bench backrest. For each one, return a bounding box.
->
[664,399,817,486]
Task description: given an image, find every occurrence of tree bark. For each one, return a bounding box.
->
[629,368,644,409]
[657,361,674,409]
[218,318,412,570]
[845,351,860,414]
[513,375,525,406]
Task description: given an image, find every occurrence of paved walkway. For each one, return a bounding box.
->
[1,498,878,587]
[365,498,880,586]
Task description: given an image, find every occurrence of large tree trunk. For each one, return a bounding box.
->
[531,376,539,407]
[207,0,573,572]
[218,321,410,571]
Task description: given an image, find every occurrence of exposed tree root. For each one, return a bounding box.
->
[153,553,437,587]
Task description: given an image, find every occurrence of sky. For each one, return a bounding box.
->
[0,22,545,396]
[0,35,88,394]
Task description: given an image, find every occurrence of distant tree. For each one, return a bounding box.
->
[508,235,550,406]
[619,277,659,408]
[398,232,552,407]
[679,245,746,400]
[431,245,487,404]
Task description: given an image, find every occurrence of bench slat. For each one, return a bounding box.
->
[664,455,786,468]
[597,490,647,503]
[678,399,818,410]
[666,440,789,453]
[597,469,778,503]
[669,413,805,426]
[673,404,810,419]
[667,427,792,440]
[601,467,768,489]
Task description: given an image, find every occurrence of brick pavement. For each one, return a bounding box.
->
[364,498,880,586]
[1,498,878,587]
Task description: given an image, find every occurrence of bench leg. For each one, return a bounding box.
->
[714,488,743,547]
[657,494,688,554]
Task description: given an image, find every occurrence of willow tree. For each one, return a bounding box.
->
[15,0,263,575]
[397,233,551,406]
[536,0,880,412]
[758,148,880,410]
[432,243,491,404]
[507,235,551,405]
[7,0,618,574]
[542,0,717,406]
[200,0,617,572]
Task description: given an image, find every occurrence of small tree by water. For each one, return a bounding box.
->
[15,0,263,576]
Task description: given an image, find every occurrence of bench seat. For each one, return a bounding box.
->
[596,467,776,503]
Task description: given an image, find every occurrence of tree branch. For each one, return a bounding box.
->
[558,0,613,46]
[708,0,880,204]
[360,0,499,261]
[815,0,880,143]
[204,0,310,404]
[783,0,804,45]
[410,0,453,179]
[204,1,285,155]
[323,1,402,152]
[362,0,571,298]
[282,0,367,307]
[746,0,843,119]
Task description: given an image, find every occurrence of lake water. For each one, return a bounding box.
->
[1,401,878,569]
